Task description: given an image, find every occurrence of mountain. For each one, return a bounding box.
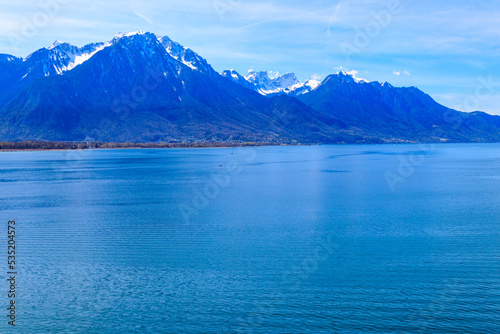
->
[0,32,353,143]
[159,35,215,76]
[220,69,255,91]
[297,71,500,142]
[23,41,108,77]
[287,79,321,96]
[0,31,499,144]
[245,71,300,95]
[221,69,320,96]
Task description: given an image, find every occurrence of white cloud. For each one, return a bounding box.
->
[327,2,342,37]
[403,71,411,75]
[335,66,358,76]
[393,71,401,76]
[334,66,368,82]
[346,69,359,76]
[124,3,153,24]
[311,73,322,81]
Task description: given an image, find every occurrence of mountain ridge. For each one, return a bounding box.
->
[1,31,499,144]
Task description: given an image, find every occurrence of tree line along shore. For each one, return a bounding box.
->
[0,141,274,151]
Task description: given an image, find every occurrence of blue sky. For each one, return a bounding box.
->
[1,0,500,115]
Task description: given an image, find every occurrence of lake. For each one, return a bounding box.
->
[1,144,499,333]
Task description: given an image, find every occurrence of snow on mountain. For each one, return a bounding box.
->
[287,79,321,96]
[17,32,214,81]
[159,36,214,75]
[114,30,148,39]
[222,69,321,96]
[8,31,326,97]
[221,69,255,90]
[227,69,241,81]
[47,40,64,50]
[3,31,500,144]
[23,41,109,77]
[244,70,302,95]
[336,70,370,84]
[0,54,22,64]
[269,72,300,90]
[6,32,363,100]
[223,69,373,97]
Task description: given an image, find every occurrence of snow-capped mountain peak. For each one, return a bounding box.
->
[16,32,214,85]
[244,70,269,82]
[19,32,215,79]
[114,31,148,39]
[274,72,300,88]
[336,70,369,83]
[8,32,363,100]
[285,79,321,96]
[222,69,320,96]
[159,36,214,75]
[243,70,302,95]
[305,79,321,89]
[23,41,109,77]
[227,69,241,80]
[221,69,255,90]
[47,40,65,50]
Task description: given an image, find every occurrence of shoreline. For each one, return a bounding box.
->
[0,141,283,153]
[1,141,498,153]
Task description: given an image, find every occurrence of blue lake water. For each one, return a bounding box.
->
[1,144,499,333]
